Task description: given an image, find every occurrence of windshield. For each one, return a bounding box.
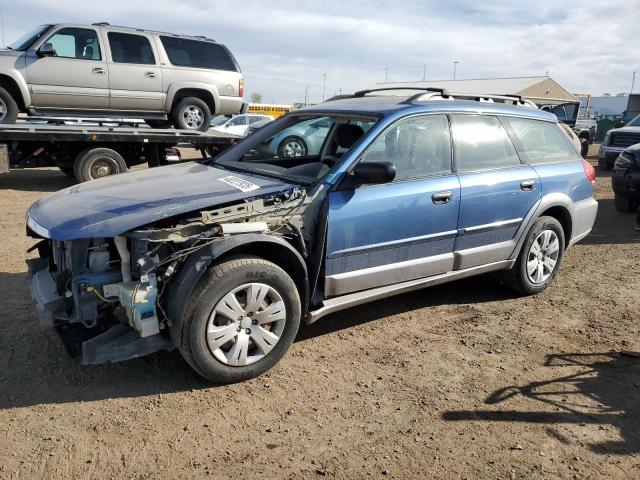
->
[7,25,52,51]
[628,115,640,127]
[214,114,378,183]
[210,115,229,127]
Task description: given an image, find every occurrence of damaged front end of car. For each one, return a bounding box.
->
[26,184,323,365]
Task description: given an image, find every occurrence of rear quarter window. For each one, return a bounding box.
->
[160,36,239,71]
[505,117,578,164]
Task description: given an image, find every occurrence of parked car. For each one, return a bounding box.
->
[612,143,640,212]
[573,118,597,157]
[210,113,274,136]
[1,23,244,131]
[26,89,598,384]
[245,118,273,136]
[253,116,333,158]
[599,114,640,170]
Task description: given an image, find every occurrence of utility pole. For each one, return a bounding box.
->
[453,61,459,80]
[632,71,637,95]
[422,64,426,81]
[322,73,326,101]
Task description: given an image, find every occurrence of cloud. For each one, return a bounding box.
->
[2,0,638,103]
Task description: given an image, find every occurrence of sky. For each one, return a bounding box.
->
[2,0,639,104]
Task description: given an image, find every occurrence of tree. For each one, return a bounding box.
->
[249,92,263,104]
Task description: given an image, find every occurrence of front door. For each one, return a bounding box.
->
[26,26,109,109]
[104,30,163,111]
[325,114,461,296]
[451,114,541,269]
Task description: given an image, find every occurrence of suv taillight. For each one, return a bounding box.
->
[583,159,596,184]
[239,79,244,98]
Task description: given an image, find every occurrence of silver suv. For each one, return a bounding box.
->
[0,23,244,131]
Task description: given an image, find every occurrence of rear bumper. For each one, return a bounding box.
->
[612,168,640,200]
[569,197,598,246]
[217,96,244,115]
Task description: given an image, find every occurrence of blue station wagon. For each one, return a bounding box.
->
[26,88,598,383]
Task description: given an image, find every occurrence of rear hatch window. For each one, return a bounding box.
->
[160,36,239,72]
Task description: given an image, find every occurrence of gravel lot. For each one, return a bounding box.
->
[1,145,639,479]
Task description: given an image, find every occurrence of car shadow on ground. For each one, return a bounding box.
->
[441,352,640,455]
[0,168,75,192]
[0,271,516,409]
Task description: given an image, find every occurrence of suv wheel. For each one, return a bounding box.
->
[0,86,19,124]
[503,216,565,295]
[614,194,639,213]
[170,97,211,132]
[74,147,128,182]
[179,255,301,384]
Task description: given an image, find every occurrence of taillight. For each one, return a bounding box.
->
[239,79,244,98]
[583,159,596,184]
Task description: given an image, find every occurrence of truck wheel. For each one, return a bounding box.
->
[170,97,211,132]
[179,255,301,384]
[614,194,639,213]
[145,120,172,129]
[502,216,565,295]
[0,86,19,124]
[74,147,128,182]
[580,138,589,157]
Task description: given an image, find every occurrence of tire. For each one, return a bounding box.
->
[58,165,74,177]
[0,86,19,124]
[179,255,301,384]
[170,97,211,132]
[145,120,172,129]
[277,136,308,158]
[502,216,565,295]
[614,194,639,213]
[580,138,589,158]
[73,147,128,183]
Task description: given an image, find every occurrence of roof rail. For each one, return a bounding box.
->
[407,91,537,108]
[353,87,446,98]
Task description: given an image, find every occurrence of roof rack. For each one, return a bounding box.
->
[406,91,537,108]
[353,87,446,98]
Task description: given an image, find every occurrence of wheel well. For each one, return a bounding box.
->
[0,75,25,110]
[172,89,215,114]
[540,206,572,246]
[218,241,310,313]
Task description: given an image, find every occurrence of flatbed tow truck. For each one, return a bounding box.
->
[0,121,241,182]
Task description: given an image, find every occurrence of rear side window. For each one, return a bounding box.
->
[505,117,578,164]
[160,36,238,71]
[452,115,520,172]
[361,114,452,180]
[108,32,155,65]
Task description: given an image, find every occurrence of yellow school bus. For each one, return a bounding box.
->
[247,103,294,119]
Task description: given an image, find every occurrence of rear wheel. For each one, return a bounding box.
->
[502,216,565,295]
[170,97,211,132]
[615,194,639,213]
[0,86,19,124]
[179,256,301,384]
[73,147,128,182]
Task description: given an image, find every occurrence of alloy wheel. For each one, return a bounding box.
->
[526,230,560,284]
[0,97,7,122]
[182,105,204,130]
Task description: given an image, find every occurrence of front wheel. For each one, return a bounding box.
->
[170,97,211,132]
[179,256,301,384]
[502,216,565,295]
[277,136,308,158]
[0,86,19,124]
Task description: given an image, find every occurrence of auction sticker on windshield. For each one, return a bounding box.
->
[219,176,260,192]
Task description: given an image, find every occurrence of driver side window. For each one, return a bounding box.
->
[45,28,101,60]
[360,114,452,181]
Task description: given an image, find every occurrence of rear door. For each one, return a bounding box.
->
[325,114,461,296]
[451,114,541,270]
[25,26,109,108]
[104,30,163,111]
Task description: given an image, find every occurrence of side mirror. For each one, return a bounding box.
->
[351,161,396,185]
[37,43,55,57]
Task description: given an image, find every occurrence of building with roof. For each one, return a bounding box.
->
[375,76,578,105]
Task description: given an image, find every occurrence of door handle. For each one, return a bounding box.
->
[432,191,453,205]
[144,71,156,79]
[92,67,105,75]
[520,180,536,191]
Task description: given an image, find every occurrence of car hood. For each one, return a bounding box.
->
[28,162,296,240]
[610,125,640,134]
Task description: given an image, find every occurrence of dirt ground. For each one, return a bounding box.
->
[1,145,639,479]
